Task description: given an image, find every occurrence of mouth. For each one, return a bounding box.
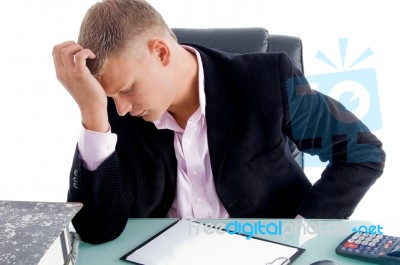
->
[131,110,146,117]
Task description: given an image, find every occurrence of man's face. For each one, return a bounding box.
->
[100,42,174,122]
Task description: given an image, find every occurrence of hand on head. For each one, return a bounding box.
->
[52,41,109,132]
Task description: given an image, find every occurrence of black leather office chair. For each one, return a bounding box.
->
[172,27,304,169]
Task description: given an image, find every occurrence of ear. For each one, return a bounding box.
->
[149,39,171,67]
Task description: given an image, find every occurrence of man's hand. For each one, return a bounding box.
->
[52,41,109,132]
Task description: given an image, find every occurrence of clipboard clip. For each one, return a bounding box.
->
[266,257,290,265]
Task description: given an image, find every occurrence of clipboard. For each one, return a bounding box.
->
[121,219,304,265]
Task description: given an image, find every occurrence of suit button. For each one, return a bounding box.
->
[73,177,78,183]
[73,183,79,189]
[74,170,79,177]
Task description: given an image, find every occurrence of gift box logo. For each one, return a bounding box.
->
[286,39,383,167]
[305,68,381,130]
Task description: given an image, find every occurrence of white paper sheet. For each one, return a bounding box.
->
[123,219,302,265]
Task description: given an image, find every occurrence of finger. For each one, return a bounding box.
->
[74,49,96,69]
[60,43,85,68]
[53,40,76,52]
[52,41,76,73]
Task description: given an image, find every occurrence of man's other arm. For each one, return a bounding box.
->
[279,52,386,218]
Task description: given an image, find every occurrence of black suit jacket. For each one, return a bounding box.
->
[68,45,385,244]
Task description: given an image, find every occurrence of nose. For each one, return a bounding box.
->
[113,97,131,116]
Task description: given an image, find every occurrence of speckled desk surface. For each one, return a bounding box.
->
[0,200,82,265]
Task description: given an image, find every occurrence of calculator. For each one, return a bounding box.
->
[335,231,400,264]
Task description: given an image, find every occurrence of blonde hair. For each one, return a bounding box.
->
[78,0,176,79]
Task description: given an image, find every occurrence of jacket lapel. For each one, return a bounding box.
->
[196,47,238,186]
[147,123,177,196]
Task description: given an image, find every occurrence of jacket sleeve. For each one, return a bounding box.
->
[67,145,133,244]
[278,52,386,218]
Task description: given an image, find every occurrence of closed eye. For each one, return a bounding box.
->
[120,86,133,95]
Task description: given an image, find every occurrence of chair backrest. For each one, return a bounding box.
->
[172,27,304,169]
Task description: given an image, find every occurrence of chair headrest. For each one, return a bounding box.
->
[268,34,303,73]
[172,28,303,73]
[172,27,269,54]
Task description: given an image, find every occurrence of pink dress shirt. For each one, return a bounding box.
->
[78,46,229,219]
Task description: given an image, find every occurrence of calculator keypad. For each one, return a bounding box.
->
[340,232,397,256]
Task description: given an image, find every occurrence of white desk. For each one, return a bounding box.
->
[76,218,399,264]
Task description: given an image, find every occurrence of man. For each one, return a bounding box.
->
[52,0,385,244]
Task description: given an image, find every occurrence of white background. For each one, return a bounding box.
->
[0,0,398,222]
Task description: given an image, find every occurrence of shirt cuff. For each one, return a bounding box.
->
[77,124,118,171]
